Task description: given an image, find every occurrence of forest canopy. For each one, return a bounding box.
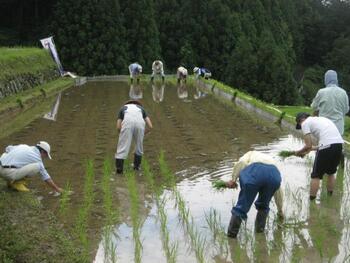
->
[0,0,349,105]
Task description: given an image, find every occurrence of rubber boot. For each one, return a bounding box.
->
[151,76,154,82]
[133,154,142,171]
[162,76,165,83]
[130,78,134,84]
[115,159,124,174]
[10,180,30,192]
[255,210,268,233]
[227,213,242,238]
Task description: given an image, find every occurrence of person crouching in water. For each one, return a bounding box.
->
[115,100,153,174]
[224,151,283,238]
[177,66,188,84]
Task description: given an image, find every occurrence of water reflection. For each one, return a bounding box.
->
[43,92,62,121]
[194,85,207,100]
[177,83,188,100]
[152,83,164,103]
[129,84,143,100]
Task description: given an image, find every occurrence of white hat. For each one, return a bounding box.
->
[193,67,199,73]
[37,141,52,159]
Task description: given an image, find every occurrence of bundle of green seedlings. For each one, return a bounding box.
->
[278,150,295,158]
[58,181,72,216]
[158,150,207,263]
[74,159,96,261]
[125,168,143,263]
[142,159,178,263]
[212,180,228,190]
[101,158,118,263]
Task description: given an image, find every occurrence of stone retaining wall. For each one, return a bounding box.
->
[0,67,59,99]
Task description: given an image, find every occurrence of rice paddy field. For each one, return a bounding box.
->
[0,81,349,262]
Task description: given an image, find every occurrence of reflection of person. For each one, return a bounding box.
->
[193,86,207,100]
[294,112,343,200]
[193,67,212,80]
[177,66,188,83]
[0,141,63,193]
[152,83,165,103]
[115,100,153,174]
[128,62,142,84]
[151,60,165,82]
[177,83,188,99]
[311,70,349,135]
[225,151,283,238]
[129,84,143,100]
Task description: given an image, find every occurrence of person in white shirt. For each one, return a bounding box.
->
[294,112,343,200]
[128,62,142,84]
[151,60,165,83]
[0,141,63,193]
[177,66,188,83]
[311,70,349,135]
[224,151,283,238]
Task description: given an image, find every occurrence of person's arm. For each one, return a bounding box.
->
[310,91,321,112]
[295,134,314,156]
[226,152,251,188]
[274,189,284,219]
[117,119,122,132]
[45,178,63,193]
[145,117,153,134]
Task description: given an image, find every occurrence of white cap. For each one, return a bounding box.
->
[36,141,52,159]
[193,67,199,73]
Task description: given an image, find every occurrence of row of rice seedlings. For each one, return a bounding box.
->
[74,159,96,261]
[142,159,178,263]
[158,151,207,263]
[58,181,72,216]
[101,158,118,263]
[125,169,143,263]
[204,208,229,259]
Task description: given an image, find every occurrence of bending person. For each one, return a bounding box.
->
[115,100,153,174]
[0,141,63,193]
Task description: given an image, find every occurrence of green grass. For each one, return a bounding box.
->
[0,47,55,79]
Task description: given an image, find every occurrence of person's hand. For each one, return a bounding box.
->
[277,211,284,221]
[294,151,305,158]
[226,180,238,189]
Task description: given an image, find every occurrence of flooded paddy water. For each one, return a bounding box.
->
[1,81,350,262]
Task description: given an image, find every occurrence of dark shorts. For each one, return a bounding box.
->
[311,143,342,179]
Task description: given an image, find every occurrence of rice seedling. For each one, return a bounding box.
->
[101,158,119,263]
[142,158,178,262]
[74,159,96,261]
[204,208,229,259]
[212,180,227,190]
[58,181,72,216]
[158,151,207,263]
[125,169,143,263]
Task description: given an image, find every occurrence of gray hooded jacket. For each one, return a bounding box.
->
[311,70,349,135]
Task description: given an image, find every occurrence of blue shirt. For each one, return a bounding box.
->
[0,144,51,181]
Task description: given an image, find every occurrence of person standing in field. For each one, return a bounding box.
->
[115,100,153,174]
[311,69,349,135]
[128,62,142,84]
[177,66,188,84]
[151,60,165,83]
[224,151,283,238]
[294,112,343,200]
[0,141,63,193]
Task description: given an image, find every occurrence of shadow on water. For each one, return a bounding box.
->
[1,81,349,262]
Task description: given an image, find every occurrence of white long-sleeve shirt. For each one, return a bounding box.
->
[0,144,51,181]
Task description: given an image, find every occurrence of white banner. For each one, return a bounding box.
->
[40,36,65,76]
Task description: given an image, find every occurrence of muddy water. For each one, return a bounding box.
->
[1,81,349,262]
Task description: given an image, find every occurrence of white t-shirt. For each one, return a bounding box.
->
[301,116,343,147]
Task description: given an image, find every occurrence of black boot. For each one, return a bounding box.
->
[227,213,242,238]
[162,76,165,83]
[151,76,154,82]
[133,154,142,171]
[115,159,124,174]
[255,210,268,233]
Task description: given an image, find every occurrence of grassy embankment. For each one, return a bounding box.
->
[205,79,350,144]
[0,47,74,139]
[0,47,78,262]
